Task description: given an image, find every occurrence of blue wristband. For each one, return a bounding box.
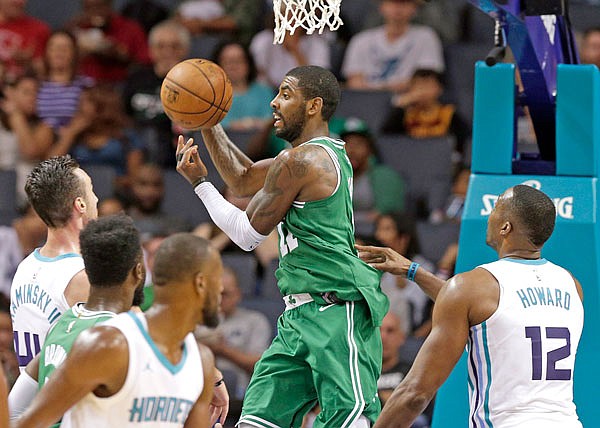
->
[407,262,420,282]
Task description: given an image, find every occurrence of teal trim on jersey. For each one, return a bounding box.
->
[33,249,81,262]
[501,257,547,265]
[127,312,188,375]
[481,322,494,428]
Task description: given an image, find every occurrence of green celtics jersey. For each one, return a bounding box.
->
[38,303,116,388]
[275,136,389,325]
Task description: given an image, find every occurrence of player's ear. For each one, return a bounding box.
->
[74,197,86,213]
[194,272,206,296]
[306,97,323,117]
[500,220,512,236]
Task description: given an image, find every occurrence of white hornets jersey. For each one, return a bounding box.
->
[468,258,583,428]
[10,249,84,369]
[62,311,204,428]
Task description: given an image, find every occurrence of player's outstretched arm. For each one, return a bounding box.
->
[356,244,446,300]
[14,326,128,428]
[200,126,275,197]
[373,276,472,427]
[8,356,39,420]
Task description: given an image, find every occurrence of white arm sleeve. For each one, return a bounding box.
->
[8,370,38,420]
[194,182,268,251]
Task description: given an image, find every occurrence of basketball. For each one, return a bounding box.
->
[160,59,233,130]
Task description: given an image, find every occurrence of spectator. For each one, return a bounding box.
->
[250,28,330,88]
[122,20,191,168]
[375,212,434,338]
[48,84,145,191]
[381,69,470,164]
[338,117,406,239]
[378,311,432,428]
[97,197,124,216]
[580,27,600,69]
[176,0,263,45]
[0,205,46,299]
[120,0,170,34]
[196,266,271,400]
[429,166,469,224]
[342,0,443,93]
[213,40,274,131]
[67,0,150,83]
[0,0,50,81]
[125,163,191,236]
[37,30,95,131]
[0,74,54,206]
[0,295,18,388]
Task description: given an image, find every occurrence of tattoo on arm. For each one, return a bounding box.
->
[202,126,253,181]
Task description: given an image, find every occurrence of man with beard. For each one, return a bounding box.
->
[8,214,145,422]
[176,65,388,428]
[14,233,227,428]
[126,163,190,235]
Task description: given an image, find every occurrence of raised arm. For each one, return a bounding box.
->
[199,127,275,197]
[14,326,128,428]
[176,141,325,251]
[356,244,445,301]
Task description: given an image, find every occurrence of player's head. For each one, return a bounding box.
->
[271,65,340,143]
[79,214,146,307]
[486,185,556,251]
[152,234,223,328]
[25,155,98,229]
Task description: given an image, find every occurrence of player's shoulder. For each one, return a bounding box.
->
[445,267,499,300]
[72,324,128,357]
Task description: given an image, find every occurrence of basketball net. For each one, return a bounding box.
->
[272,0,343,44]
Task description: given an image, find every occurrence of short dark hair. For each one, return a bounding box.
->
[286,66,340,121]
[411,68,445,86]
[212,40,258,83]
[79,214,141,288]
[25,156,84,228]
[583,27,600,39]
[152,233,213,286]
[510,184,556,246]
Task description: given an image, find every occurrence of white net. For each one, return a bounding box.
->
[272,0,343,44]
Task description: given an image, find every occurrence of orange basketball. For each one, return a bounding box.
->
[160,59,233,130]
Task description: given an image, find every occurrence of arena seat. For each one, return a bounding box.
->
[239,297,284,339]
[222,253,258,297]
[84,165,117,202]
[161,170,212,226]
[416,220,461,265]
[0,169,18,226]
[259,259,281,299]
[375,135,454,218]
[336,89,393,135]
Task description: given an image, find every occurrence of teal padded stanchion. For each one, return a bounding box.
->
[432,64,600,427]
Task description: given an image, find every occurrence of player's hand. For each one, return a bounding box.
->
[209,379,229,427]
[355,244,412,276]
[176,135,209,185]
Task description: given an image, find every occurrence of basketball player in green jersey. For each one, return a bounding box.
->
[8,214,146,424]
[176,65,389,427]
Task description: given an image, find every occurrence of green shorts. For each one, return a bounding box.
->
[239,298,382,427]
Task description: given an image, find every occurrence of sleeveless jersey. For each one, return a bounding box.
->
[61,311,204,428]
[10,249,84,369]
[469,258,583,428]
[275,136,388,325]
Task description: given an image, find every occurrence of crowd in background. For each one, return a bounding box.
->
[1,0,600,426]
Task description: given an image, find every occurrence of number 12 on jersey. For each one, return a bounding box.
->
[525,326,571,381]
[277,223,298,257]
